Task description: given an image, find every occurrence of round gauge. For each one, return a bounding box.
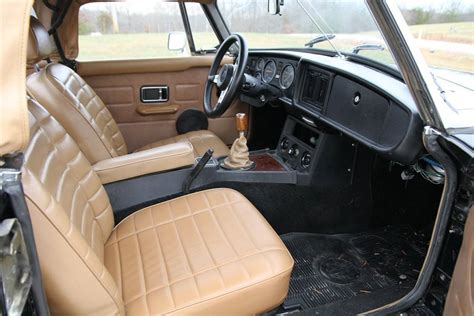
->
[256,58,265,71]
[280,64,295,89]
[262,60,277,83]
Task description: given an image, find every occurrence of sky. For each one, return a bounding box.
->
[396,0,474,11]
[86,0,474,14]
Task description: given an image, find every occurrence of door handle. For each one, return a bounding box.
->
[141,86,169,103]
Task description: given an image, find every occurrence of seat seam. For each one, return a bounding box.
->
[199,192,239,259]
[171,211,201,300]
[43,65,117,158]
[132,215,150,315]
[33,110,110,250]
[25,195,122,312]
[115,237,124,302]
[150,209,176,309]
[184,197,227,289]
[126,250,293,314]
[225,192,261,252]
[109,200,247,240]
[124,248,291,306]
[201,192,251,280]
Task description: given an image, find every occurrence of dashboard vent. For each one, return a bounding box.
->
[301,70,330,111]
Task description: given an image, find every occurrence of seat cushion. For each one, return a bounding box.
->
[136,130,229,158]
[104,188,293,315]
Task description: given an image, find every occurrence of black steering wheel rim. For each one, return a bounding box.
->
[203,33,248,118]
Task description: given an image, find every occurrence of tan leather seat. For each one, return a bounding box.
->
[25,17,229,164]
[22,98,293,314]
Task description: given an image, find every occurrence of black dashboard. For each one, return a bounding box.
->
[240,51,424,165]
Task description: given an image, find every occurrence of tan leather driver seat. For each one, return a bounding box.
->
[26,17,229,164]
[22,98,293,315]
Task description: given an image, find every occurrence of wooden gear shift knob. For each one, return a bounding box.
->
[235,113,248,133]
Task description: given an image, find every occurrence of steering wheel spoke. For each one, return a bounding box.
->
[208,74,219,84]
[217,87,228,104]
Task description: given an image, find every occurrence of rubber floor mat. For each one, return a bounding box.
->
[280,226,428,312]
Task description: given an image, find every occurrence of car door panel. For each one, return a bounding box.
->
[77,56,249,152]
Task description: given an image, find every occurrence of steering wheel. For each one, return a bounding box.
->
[204,34,248,118]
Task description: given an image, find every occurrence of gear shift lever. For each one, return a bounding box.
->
[235,113,247,136]
[221,113,255,170]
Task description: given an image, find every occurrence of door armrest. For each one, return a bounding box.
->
[93,142,194,184]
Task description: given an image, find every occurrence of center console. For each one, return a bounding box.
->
[276,117,322,181]
[105,116,342,216]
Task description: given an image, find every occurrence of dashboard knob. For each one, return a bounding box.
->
[280,138,289,151]
[301,152,312,168]
[288,144,299,158]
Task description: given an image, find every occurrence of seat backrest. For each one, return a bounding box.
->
[26,16,128,164]
[22,97,124,315]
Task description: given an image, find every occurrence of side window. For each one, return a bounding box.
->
[78,1,190,61]
[185,3,220,52]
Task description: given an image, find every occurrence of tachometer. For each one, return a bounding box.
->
[256,58,265,71]
[263,60,277,83]
[280,64,295,89]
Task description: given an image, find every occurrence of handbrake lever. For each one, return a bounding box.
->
[183,148,214,194]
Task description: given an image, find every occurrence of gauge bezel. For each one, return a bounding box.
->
[256,58,265,71]
[262,60,277,83]
[279,64,295,89]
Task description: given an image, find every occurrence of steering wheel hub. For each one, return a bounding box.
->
[217,64,234,90]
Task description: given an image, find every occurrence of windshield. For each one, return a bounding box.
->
[218,0,395,62]
[218,0,474,114]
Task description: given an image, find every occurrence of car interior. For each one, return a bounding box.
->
[3,0,471,315]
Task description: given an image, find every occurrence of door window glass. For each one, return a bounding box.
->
[78,1,189,60]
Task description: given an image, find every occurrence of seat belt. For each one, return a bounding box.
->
[43,0,76,71]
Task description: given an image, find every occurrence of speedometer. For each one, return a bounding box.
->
[263,60,277,83]
[280,64,295,89]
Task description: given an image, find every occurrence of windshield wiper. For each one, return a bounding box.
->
[351,44,384,54]
[305,34,336,48]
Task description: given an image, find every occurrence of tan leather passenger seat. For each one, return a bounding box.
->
[22,98,293,314]
[26,17,229,164]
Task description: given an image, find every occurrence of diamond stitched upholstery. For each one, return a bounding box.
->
[136,130,230,158]
[22,98,123,315]
[105,188,293,315]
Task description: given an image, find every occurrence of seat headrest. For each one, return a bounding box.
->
[0,0,31,157]
[27,16,55,64]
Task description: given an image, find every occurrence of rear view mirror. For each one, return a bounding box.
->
[167,32,187,52]
[268,0,283,15]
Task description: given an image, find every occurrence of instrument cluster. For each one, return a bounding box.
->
[250,57,296,90]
